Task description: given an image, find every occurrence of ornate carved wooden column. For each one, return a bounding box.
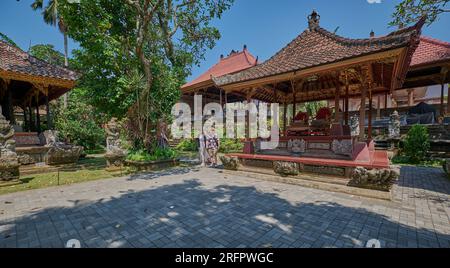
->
[368,88,373,140]
[376,95,381,119]
[439,84,445,116]
[344,72,350,125]
[359,64,372,140]
[45,95,52,130]
[7,84,15,124]
[291,80,296,122]
[334,77,341,123]
[283,102,287,135]
[36,101,41,133]
[441,67,448,116]
[246,94,251,140]
[28,106,34,132]
[384,92,388,117]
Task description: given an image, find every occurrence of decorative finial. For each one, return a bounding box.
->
[308,10,320,31]
[243,44,247,50]
[370,30,375,38]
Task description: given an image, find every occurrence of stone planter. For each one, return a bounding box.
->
[125,158,180,172]
[0,158,20,181]
[46,146,83,165]
[105,153,126,167]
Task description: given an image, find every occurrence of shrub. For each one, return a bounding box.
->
[54,101,105,151]
[176,139,198,152]
[219,138,244,153]
[403,124,430,163]
[127,147,177,162]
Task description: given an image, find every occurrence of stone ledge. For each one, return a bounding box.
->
[223,169,392,201]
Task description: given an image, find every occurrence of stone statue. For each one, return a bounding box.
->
[105,118,126,167]
[40,130,83,165]
[0,113,19,181]
[349,115,359,137]
[389,111,401,139]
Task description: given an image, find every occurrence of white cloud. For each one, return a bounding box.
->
[367,0,382,3]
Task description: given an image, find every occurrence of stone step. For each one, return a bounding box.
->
[236,165,350,186]
[20,164,59,176]
[223,169,391,201]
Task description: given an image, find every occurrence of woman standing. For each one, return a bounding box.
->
[205,126,220,168]
[198,132,209,167]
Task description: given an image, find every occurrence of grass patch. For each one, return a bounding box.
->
[391,155,444,168]
[0,156,125,196]
[126,148,178,162]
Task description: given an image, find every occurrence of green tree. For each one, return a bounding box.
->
[391,0,449,26]
[31,0,70,107]
[29,44,65,66]
[59,0,234,153]
[403,125,430,163]
[54,92,106,151]
[0,32,18,47]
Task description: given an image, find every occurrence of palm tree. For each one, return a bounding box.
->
[31,0,69,107]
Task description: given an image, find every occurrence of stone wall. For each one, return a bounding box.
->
[221,155,400,192]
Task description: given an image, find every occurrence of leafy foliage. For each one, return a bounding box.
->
[301,101,328,117]
[219,138,243,153]
[176,139,198,152]
[0,32,18,47]
[127,147,178,162]
[29,44,65,66]
[402,124,431,163]
[54,94,106,151]
[391,0,449,26]
[58,0,234,152]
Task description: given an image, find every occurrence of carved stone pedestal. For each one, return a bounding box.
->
[105,152,126,167]
[40,130,83,165]
[105,118,127,167]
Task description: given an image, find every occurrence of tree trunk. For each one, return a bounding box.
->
[63,32,69,108]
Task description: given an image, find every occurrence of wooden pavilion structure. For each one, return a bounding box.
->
[201,11,426,173]
[181,45,258,106]
[404,36,450,116]
[0,40,77,142]
[214,11,423,137]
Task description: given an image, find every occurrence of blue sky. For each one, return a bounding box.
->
[1,0,449,82]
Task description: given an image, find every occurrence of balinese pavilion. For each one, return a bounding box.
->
[0,40,80,166]
[181,11,440,190]
[181,45,259,106]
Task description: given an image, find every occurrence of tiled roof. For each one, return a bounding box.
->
[182,47,257,91]
[0,40,78,83]
[214,19,424,87]
[411,36,450,67]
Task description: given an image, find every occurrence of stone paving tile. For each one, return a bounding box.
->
[0,166,449,248]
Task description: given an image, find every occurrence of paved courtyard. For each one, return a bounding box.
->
[0,166,449,248]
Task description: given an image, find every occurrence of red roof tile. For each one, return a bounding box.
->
[214,18,424,87]
[0,40,78,83]
[411,36,450,67]
[182,47,257,91]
